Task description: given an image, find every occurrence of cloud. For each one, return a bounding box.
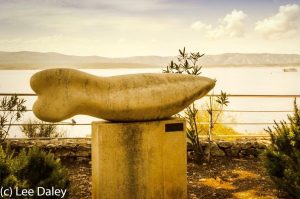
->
[255,4,300,39]
[191,21,212,31]
[191,10,247,39]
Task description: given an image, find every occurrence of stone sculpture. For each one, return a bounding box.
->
[31,68,215,122]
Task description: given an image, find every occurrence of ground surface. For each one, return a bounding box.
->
[187,157,285,199]
[66,160,92,199]
[66,157,286,199]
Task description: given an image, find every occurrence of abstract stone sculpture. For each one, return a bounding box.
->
[31,68,215,122]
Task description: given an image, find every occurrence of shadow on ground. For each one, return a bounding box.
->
[187,157,285,199]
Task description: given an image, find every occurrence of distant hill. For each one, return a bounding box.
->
[0,51,300,69]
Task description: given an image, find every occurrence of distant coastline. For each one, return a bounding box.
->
[0,63,160,70]
[1,51,300,70]
[1,65,300,70]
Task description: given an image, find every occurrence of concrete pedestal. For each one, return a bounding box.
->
[92,118,187,199]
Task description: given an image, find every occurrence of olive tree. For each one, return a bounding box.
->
[163,47,229,163]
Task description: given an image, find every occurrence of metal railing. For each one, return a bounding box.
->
[0,93,299,127]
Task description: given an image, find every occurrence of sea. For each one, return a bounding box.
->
[0,66,300,137]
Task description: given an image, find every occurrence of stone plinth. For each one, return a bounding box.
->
[92,118,187,199]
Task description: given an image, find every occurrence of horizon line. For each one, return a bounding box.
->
[1,50,300,58]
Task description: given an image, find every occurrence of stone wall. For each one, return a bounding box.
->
[200,140,270,158]
[3,138,270,160]
[3,138,91,162]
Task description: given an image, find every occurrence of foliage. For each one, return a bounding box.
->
[197,102,238,136]
[263,99,300,199]
[17,148,70,190]
[0,146,70,198]
[21,118,65,138]
[0,146,23,188]
[163,47,203,75]
[0,95,26,143]
[206,91,229,161]
[0,147,12,186]
[163,47,206,162]
[163,47,230,163]
[182,104,204,162]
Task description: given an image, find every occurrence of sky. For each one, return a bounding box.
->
[0,0,300,57]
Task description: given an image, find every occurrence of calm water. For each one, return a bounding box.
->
[0,67,300,137]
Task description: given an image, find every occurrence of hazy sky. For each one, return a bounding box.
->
[0,0,300,57]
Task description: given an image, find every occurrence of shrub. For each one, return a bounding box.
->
[0,146,19,188]
[163,47,230,163]
[0,95,26,143]
[0,146,70,198]
[21,118,66,138]
[263,99,300,198]
[17,147,70,190]
[163,48,205,162]
[196,102,238,136]
[0,147,11,185]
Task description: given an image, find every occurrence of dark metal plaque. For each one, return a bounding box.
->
[165,123,184,132]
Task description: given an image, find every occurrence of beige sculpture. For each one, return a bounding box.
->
[31,68,215,122]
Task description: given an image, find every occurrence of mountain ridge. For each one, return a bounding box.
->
[1,51,300,69]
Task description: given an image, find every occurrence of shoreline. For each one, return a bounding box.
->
[1,65,300,70]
